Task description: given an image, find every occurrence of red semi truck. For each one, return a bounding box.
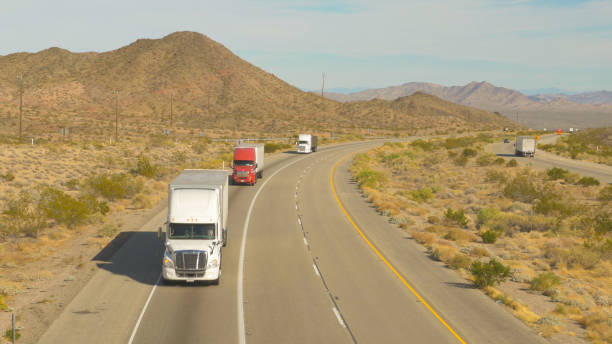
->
[231,144,264,185]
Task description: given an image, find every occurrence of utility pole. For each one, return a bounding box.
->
[114,91,119,142]
[18,74,23,140]
[170,94,173,127]
[321,72,326,97]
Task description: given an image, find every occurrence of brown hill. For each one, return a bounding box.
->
[0,32,517,139]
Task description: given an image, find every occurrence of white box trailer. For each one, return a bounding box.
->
[515,136,536,157]
[159,169,228,284]
[297,134,318,153]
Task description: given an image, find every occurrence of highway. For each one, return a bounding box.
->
[488,135,612,184]
[39,141,546,344]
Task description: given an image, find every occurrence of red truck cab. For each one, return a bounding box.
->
[232,147,257,185]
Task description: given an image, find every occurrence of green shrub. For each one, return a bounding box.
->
[530,272,561,292]
[547,167,569,180]
[506,159,518,167]
[410,139,435,151]
[409,187,434,203]
[476,154,496,166]
[462,148,478,158]
[444,208,468,227]
[598,185,612,202]
[477,207,501,226]
[98,223,120,238]
[355,169,386,189]
[134,154,158,178]
[449,254,472,270]
[0,294,7,311]
[79,195,109,215]
[493,157,506,165]
[577,176,600,186]
[2,191,45,237]
[594,212,611,237]
[485,170,507,183]
[481,229,499,244]
[471,259,511,288]
[86,173,143,200]
[503,174,539,202]
[4,329,21,341]
[38,186,89,227]
[65,178,80,190]
[453,155,468,166]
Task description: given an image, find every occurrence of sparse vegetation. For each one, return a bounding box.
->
[530,272,561,293]
[471,259,511,288]
[264,142,292,153]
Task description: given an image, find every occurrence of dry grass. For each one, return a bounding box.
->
[351,135,612,343]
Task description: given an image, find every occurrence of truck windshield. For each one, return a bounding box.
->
[298,141,308,144]
[169,223,216,239]
[234,160,254,166]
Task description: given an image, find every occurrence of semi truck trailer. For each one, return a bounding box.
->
[515,136,536,157]
[297,134,318,153]
[232,143,264,185]
[159,169,228,284]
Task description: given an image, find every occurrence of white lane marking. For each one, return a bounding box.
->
[297,218,302,225]
[128,274,161,344]
[332,307,346,328]
[295,204,298,210]
[313,264,320,277]
[238,155,309,344]
[303,237,308,246]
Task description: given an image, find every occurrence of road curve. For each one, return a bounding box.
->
[488,137,612,184]
[39,140,548,344]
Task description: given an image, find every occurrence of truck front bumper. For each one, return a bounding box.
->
[162,266,220,282]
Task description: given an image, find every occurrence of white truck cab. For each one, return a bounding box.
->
[159,170,228,284]
[297,134,318,154]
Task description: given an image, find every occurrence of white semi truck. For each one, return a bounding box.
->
[515,136,536,157]
[297,134,318,153]
[159,169,228,284]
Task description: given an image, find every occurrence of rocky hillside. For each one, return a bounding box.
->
[0,32,518,139]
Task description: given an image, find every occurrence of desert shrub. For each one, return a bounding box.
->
[485,170,507,183]
[171,150,187,164]
[449,254,472,270]
[493,157,506,165]
[410,139,435,151]
[134,154,158,178]
[412,231,436,246]
[578,311,612,343]
[2,191,45,238]
[444,208,468,227]
[97,223,120,238]
[453,155,468,166]
[264,142,292,153]
[443,136,484,149]
[355,169,386,189]
[547,167,569,180]
[594,212,611,237]
[431,244,458,263]
[470,246,490,257]
[476,153,496,166]
[598,185,612,202]
[409,187,434,203]
[481,229,499,244]
[471,259,511,288]
[86,173,143,200]
[0,172,15,181]
[427,216,441,224]
[577,176,600,186]
[444,227,476,243]
[566,247,599,269]
[477,207,501,226]
[506,159,518,167]
[381,153,400,164]
[503,174,539,202]
[191,139,209,154]
[4,329,21,341]
[530,272,561,292]
[461,148,478,158]
[0,294,7,311]
[534,190,578,217]
[79,194,109,215]
[132,193,153,209]
[38,186,89,227]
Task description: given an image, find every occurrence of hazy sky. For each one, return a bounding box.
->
[1,0,611,92]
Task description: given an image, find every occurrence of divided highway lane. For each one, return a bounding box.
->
[38,150,306,344]
[489,139,612,184]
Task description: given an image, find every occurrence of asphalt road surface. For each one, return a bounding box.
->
[488,135,612,184]
[40,140,547,344]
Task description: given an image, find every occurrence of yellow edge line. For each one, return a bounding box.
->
[330,153,467,344]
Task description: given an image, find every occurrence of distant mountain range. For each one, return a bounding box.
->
[324,81,612,110]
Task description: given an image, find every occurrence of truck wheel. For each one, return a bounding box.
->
[258,171,263,179]
[223,229,227,247]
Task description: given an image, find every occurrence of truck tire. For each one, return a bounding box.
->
[223,229,227,247]
[258,171,263,179]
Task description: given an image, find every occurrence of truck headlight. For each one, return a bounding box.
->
[163,250,174,268]
[207,259,219,269]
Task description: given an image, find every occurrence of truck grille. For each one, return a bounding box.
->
[174,250,207,271]
[237,171,249,178]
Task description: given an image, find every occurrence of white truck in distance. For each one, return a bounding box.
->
[159,169,228,284]
[297,134,318,153]
[515,136,536,157]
